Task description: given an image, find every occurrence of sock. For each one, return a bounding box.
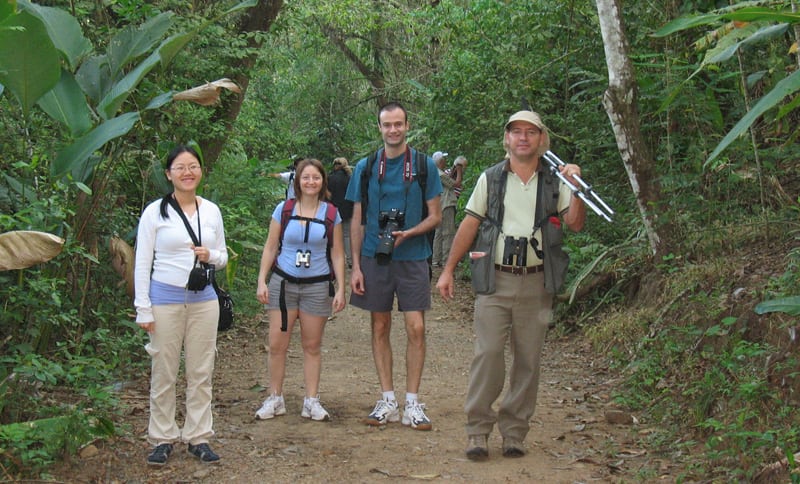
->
[406,393,418,405]
[382,391,396,403]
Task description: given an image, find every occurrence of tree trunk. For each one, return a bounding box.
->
[199,0,284,167]
[595,0,671,257]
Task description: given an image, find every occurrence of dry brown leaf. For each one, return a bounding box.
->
[109,236,135,298]
[173,78,242,106]
[0,231,65,271]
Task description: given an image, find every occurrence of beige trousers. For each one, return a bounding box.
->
[464,270,553,441]
[147,299,218,445]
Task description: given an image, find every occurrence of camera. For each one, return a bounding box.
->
[187,262,212,291]
[502,236,527,267]
[295,249,312,268]
[375,209,405,265]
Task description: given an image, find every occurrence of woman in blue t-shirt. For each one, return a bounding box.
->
[255,158,346,422]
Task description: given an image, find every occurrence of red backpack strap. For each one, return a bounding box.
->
[324,202,338,247]
[278,198,296,253]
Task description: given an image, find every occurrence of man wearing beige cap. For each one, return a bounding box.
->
[437,110,586,461]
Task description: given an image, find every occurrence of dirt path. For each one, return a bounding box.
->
[54,274,656,483]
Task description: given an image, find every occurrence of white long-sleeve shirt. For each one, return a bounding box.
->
[134,196,228,323]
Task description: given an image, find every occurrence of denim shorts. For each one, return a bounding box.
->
[266,273,332,317]
[350,256,431,312]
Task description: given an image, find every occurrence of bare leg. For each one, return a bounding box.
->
[404,310,426,394]
[371,311,394,392]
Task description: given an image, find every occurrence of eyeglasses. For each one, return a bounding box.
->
[170,165,202,173]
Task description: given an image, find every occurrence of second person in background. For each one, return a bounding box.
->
[255,158,347,422]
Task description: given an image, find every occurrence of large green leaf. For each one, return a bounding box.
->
[75,55,111,103]
[702,23,788,65]
[0,1,14,22]
[755,296,800,316]
[0,10,60,116]
[97,50,161,120]
[18,0,92,71]
[705,69,800,165]
[106,12,173,80]
[52,112,140,180]
[37,69,92,137]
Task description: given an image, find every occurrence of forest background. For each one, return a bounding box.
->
[1,0,799,481]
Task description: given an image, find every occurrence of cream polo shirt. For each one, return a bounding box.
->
[465,166,572,266]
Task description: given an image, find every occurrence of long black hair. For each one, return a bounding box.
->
[159,144,202,219]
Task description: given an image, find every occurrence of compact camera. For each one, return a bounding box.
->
[295,249,312,268]
[187,262,213,291]
[502,236,528,267]
[375,208,405,265]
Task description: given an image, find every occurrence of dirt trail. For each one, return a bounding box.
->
[53,273,658,483]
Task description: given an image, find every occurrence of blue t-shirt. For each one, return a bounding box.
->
[345,148,442,261]
[272,201,341,277]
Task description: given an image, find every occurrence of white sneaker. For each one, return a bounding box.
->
[363,399,400,426]
[255,394,286,420]
[402,401,432,430]
[301,397,330,421]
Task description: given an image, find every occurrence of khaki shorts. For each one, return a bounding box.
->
[350,256,431,312]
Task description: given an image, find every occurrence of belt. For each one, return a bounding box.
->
[495,264,544,275]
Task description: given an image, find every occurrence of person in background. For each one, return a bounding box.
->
[269,156,301,199]
[255,158,347,422]
[134,144,228,466]
[436,110,586,461]
[451,155,467,200]
[345,101,442,431]
[431,151,456,268]
[328,157,354,267]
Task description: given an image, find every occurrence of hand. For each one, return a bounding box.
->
[191,245,210,263]
[436,271,455,301]
[350,268,365,296]
[256,283,269,305]
[332,291,346,313]
[558,163,582,185]
[138,321,154,334]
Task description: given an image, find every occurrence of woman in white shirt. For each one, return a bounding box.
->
[134,145,228,466]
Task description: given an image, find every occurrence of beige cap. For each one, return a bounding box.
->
[504,110,546,131]
[504,111,550,156]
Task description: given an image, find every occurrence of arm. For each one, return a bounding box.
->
[133,206,157,331]
[436,214,481,301]
[349,202,365,295]
[559,164,587,232]
[256,218,282,305]
[331,222,346,312]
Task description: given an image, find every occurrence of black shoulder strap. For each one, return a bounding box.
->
[168,197,201,246]
[415,149,428,220]
[360,151,379,225]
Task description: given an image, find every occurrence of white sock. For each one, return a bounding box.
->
[406,393,418,405]
[382,391,396,402]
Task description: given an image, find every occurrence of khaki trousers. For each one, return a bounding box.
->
[464,270,553,441]
[147,299,218,445]
[432,206,456,265]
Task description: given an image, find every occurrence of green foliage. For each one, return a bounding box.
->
[0,413,115,476]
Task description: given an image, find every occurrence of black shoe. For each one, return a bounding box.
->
[188,443,220,463]
[147,443,173,466]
